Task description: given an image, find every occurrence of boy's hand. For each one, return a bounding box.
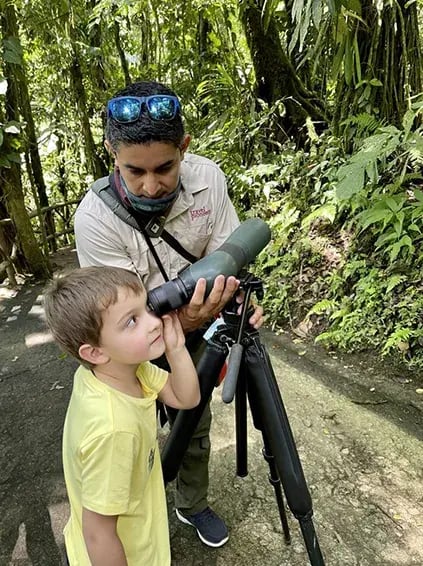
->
[162,311,185,354]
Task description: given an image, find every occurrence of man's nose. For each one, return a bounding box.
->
[142,175,161,198]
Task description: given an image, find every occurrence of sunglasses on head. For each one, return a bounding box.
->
[107,95,181,123]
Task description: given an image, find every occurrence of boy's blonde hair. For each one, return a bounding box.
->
[44,266,145,366]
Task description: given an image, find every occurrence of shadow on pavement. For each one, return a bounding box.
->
[0,277,76,565]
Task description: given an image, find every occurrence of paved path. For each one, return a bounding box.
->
[1,249,422,565]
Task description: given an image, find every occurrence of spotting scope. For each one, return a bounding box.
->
[147,218,271,316]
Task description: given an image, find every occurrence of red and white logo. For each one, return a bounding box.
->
[190,207,211,221]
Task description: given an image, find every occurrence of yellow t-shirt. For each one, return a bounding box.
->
[62,363,170,566]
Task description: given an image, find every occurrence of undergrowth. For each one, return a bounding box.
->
[197,101,423,369]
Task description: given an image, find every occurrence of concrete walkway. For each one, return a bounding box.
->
[1,248,422,565]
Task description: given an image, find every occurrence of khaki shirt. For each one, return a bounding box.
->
[74,153,240,291]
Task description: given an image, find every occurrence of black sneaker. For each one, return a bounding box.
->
[175,507,229,548]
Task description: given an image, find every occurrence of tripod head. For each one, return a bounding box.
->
[207,270,264,403]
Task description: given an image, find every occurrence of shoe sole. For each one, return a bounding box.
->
[175,509,229,548]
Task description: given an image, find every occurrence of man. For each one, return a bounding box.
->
[74,80,263,548]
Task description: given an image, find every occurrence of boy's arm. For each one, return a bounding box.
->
[158,312,201,409]
[82,508,127,566]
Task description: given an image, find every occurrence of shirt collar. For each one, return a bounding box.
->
[166,157,208,221]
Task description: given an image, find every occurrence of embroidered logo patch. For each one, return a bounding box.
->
[190,207,211,221]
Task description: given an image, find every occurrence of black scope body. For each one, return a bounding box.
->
[147,218,271,316]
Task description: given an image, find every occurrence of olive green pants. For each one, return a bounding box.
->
[157,331,212,515]
[165,400,212,514]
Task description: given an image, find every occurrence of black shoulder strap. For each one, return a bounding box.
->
[91,176,199,265]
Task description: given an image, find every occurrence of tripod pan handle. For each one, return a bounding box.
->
[222,343,243,403]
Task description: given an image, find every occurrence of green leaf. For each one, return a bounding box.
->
[375,231,398,249]
[389,235,414,263]
[344,0,362,13]
[302,204,337,228]
[344,32,353,86]
[393,211,405,238]
[385,196,403,213]
[385,275,406,294]
[307,298,336,317]
[6,152,21,164]
[357,207,392,231]
[3,38,23,66]
[0,155,11,168]
[331,40,345,82]
[335,162,365,200]
[312,0,323,27]
[413,189,423,203]
[325,0,339,16]
[353,32,361,83]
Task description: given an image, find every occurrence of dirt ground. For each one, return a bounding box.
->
[0,247,422,565]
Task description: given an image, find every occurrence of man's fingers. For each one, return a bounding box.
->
[204,274,226,308]
[248,305,264,329]
[180,275,241,332]
[218,276,239,304]
[189,278,207,307]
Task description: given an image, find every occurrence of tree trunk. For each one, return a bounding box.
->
[69,41,108,180]
[88,0,108,94]
[55,131,70,245]
[1,1,56,250]
[0,102,50,279]
[240,0,327,142]
[333,0,422,129]
[113,20,131,86]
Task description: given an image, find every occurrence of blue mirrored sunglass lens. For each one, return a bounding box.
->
[109,98,140,122]
[147,96,177,119]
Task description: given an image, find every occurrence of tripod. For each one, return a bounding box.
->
[161,273,325,565]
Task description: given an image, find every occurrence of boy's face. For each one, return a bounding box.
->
[112,137,190,199]
[98,286,165,365]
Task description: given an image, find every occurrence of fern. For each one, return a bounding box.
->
[382,327,412,355]
[341,112,382,138]
[306,298,336,318]
[385,275,407,294]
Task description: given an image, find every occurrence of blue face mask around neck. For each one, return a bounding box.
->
[120,175,181,214]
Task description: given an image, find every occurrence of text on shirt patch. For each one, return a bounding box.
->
[190,207,211,221]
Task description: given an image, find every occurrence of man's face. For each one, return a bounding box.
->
[113,138,189,199]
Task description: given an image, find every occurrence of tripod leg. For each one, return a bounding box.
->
[243,357,291,543]
[235,368,248,477]
[244,340,325,566]
[161,341,227,484]
[262,436,291,544]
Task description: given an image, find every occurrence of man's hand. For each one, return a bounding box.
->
[247,303,265,330]
[178,275,239,333]
[235,293,265,330]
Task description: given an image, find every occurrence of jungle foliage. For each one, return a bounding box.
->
[1,0,422,367]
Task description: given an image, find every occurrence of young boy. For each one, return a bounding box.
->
[43,265,200,566]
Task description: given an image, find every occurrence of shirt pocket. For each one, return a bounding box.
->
[172,218,212,260]
[125,231,158,283]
